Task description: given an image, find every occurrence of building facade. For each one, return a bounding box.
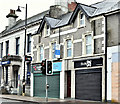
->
[31,0,120,102]
[0,9,48,95]
[0,0,119,103]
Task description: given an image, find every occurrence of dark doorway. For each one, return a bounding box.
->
[13,66,19,88]
[67,71,71,98]
[5,66,8,84]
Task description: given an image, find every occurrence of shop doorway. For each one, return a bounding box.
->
[13,66,19,88]
[67,71,71,98]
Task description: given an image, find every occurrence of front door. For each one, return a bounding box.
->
[67,71,71,97]
[13,66,19,88]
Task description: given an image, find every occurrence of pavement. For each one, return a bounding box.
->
[0,94,66,103]
[0,94,120,104]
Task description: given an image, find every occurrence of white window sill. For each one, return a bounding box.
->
[77,25,86,29]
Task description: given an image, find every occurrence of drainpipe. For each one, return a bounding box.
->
[59,28,60,44]
[104,15,107,102]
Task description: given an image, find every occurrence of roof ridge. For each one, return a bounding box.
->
[78,2,97,9]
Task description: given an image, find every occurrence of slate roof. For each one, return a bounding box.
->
[78,0,120,17]
[37,12,73,33]
[45,12,73,28]
[1,10,49,35]
[69,0,120,23]
[91,0,120,16]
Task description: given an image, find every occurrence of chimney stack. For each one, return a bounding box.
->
[6,9,18,29]
[68,2,77,12]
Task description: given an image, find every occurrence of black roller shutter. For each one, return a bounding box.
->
[75,68,102,101]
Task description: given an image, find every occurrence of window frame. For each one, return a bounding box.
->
[16,37,20,55]
[64,37,73,59]
[44,23,50,37]
[66,39,72,57]
[6,40,9,56]
[80,13,85,27]
[78,12,85,28]
[39,45,44,62]
[82,32,94,56]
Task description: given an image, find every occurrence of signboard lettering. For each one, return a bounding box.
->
[31,63,42,73]
[74,57,103,68]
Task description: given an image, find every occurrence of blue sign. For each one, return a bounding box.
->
[55,50,60,55]
[53,62,62,72]
[55,44,60,58]
[1,61,11,65]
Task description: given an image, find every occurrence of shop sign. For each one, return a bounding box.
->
[53,62,62,72]
[1,61,11,65]
[31,63,42,73]
[74,57,103,68]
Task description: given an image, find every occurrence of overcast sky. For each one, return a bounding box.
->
[0,0,103,32]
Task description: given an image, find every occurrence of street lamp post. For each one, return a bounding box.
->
[16,4,27,96]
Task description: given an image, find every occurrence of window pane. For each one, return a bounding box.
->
[67,40,72,57]
[40,46,43,61]
[67,49,71,57]
[86,45,92,54]
[52,43,56,59]
[80,20,84,25]
[67,40,71,48]
[86,35,92,44]
[81,13,83,19]
[80,13,85,26]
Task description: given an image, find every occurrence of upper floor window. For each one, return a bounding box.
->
[44,24,50,37]
[16,37,20,55]
[67,39,72,57]
[52,42,56,59]
[85,34,93,55]
[0,42,3,58]
[46,25,50,36]
[80,13,85,27]
[40,45,44,61]
[27,34,31,53]
[6,41,9,56]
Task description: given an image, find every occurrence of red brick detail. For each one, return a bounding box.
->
[68,2,77,12]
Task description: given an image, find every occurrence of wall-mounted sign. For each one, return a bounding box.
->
[74,57,103,68]
[1,61,11,65]
[31,63,42,73]
[25,55,32,61]
[53,62,62,72]
[55,44,60,58]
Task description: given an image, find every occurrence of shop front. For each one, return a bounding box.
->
[74,56,104,101]
[32,61,62,98]
[1,55,22,94]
